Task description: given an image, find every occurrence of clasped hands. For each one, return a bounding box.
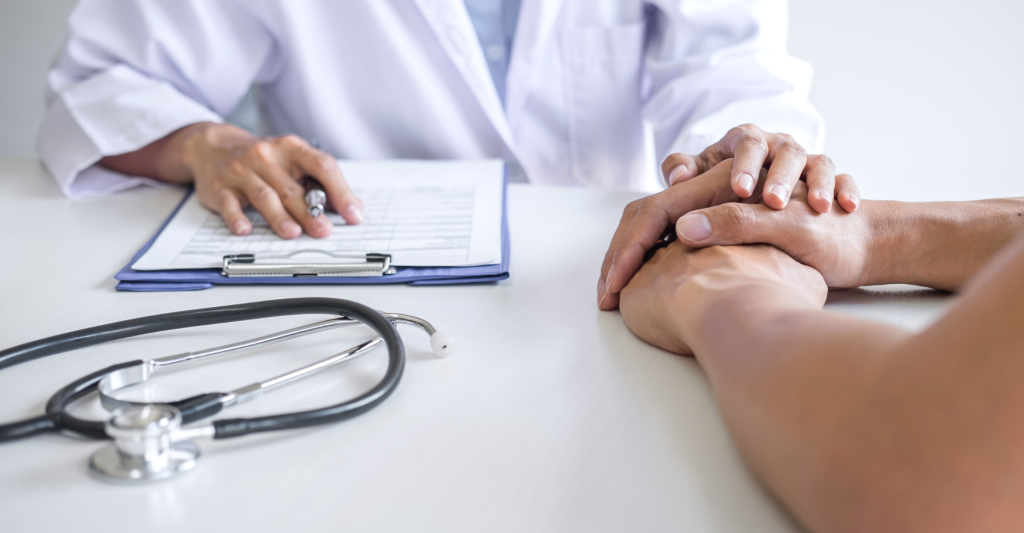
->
[599,126,887,356]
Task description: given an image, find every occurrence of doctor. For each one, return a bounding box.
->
[38,0,853,240]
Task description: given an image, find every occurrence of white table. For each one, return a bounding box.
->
[0,157,953,532]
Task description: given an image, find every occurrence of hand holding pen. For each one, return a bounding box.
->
[301,145,368,228]
[108,123,365,239]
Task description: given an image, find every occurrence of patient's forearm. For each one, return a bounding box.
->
[684,236,1024,532]
[866,198,1024,290]
[684,285,910,532]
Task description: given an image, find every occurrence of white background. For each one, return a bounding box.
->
[1,0,1022,201]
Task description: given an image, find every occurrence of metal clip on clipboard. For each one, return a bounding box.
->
[222,250,395,278]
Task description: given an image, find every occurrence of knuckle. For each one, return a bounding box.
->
[279,134,306,149]
[775,133,796,144]
[811,154,835,171]
[719,203,752,234]
[311,153,336,176]
[740,135,769,154]
[277,182,304,203]
[735,123,761,135]
[777,139,806,158]
[247,141,275,164]
[252,185,278,205]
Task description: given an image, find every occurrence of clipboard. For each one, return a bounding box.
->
[114,175,510,292]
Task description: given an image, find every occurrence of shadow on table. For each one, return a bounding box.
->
[825,284,953,332]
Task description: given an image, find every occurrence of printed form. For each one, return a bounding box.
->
[132,159,505,270]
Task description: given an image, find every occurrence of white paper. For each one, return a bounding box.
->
[132,159,504,270]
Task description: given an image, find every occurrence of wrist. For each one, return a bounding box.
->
[861,200,928,286]
[672,272,817,359]
[164,122,225,179]
[861,201,900,285]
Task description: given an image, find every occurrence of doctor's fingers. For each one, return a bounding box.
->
[214,190,252,236]
[237,171,303,239]
[707,124,775,199]
[285,138,364,225]
[758,133,809,210]
[835,173,861,212]
[802,154,836,213]
[662,153,708,186]
[252,157,334,239]
[665,125,793,200]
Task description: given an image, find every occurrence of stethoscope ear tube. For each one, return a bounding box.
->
[0,298,404,443]
[210,300,404,440]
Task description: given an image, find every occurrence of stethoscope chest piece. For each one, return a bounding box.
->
[89,405,200,483]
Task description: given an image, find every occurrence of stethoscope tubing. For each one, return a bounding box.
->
[0,298,404,443]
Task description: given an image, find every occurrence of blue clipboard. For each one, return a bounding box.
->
[114,177,510,292]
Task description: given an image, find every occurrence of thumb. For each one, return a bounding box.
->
[675,202,782,247]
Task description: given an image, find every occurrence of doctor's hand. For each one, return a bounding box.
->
[619,242,826,356]
[663,124,860,214]
[100,122,363,239]
[180,123,363,238]
[674,179,876,289]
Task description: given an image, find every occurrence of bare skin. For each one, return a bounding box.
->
[668,160,1024,291]
[617,177,1024,532]
[100,122,363,239]
[107,121,849,243]
[599,128,861,311]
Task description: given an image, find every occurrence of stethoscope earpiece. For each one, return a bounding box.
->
[430,332,454,358]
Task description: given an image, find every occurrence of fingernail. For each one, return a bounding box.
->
[768,184,787,204]
[346,204,364,224]
[818,189,832,206]
[737,172,755,195]
[281,220,300,237]
[849,194,860,209]
[232,220,250,235]
[311,216,328,232]
[677,213,712,242]
[668,164,688,185]
[598,278,608,308]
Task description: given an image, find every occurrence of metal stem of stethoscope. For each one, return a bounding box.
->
[98,314,452,412]
[88,311,453,483]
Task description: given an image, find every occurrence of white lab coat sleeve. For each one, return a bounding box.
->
[643,0,824,163]
[37,0,277,198]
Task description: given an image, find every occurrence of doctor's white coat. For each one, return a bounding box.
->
[38,0,824,197]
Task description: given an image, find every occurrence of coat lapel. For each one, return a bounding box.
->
[412,0,515,150]
[505,0,567,132]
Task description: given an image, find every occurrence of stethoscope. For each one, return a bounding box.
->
[0,298,452,483]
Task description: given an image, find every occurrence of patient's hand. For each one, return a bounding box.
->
[620,242,826,356]
[674,173,878,288]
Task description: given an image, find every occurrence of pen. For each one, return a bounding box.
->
[304,139,327,218]
[305,185,327,218]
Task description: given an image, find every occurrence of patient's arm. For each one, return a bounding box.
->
[619,235,1024,533]
[668,160,1024,291]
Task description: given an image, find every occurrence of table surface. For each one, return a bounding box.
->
[0,158,963,532]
